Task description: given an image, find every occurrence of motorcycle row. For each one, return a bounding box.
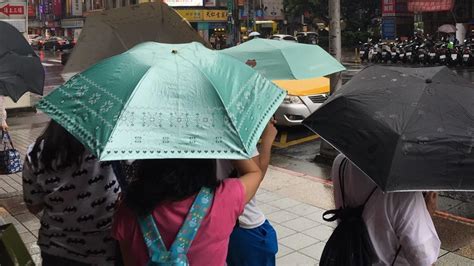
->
[359,39,474,66]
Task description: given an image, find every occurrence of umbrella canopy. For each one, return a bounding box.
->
[0,21,44,102]
[249,32,261,37]
[438,24,456,33]
[62,2,209,80]
[220,38,345,80]
[303,66,474,192]
[38,42,286,161]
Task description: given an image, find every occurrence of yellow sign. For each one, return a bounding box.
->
[176,9,227,22]
[176,10,202,22]
[202,10,227,21]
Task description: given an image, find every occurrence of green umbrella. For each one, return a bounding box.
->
[221,38,346,80]
[37,42,286,161]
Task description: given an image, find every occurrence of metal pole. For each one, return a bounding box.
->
[328,0,342,94]
[246,0,249,30]
[252,0,255,30]
[25,0,29,35]
[315,0,342,164]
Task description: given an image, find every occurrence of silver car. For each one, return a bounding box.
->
[269,34,298,42]
[274,93,328,126]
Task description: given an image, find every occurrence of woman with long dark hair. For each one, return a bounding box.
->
[112,124,276,265]
[22,120,120,265]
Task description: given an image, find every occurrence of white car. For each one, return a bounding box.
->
[269,34,297,42]
[274,94,329,127]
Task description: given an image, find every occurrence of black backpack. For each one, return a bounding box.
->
[319,158,379,266]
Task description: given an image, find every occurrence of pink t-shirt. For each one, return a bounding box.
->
[112,179,245,266]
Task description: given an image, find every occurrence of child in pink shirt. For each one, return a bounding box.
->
[113,158,265,266]
[113,122,276,265]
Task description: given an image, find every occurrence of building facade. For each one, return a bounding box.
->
[24,0,283,43]
[381,0,474,40]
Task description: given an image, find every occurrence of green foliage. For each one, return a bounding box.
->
[342,31,372,47]
[283,0,379,31]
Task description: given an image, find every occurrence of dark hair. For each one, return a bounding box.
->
[125,159,220,216]
[30,120,85,171]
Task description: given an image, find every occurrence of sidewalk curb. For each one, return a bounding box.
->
[435,211,474,226]
[269,165,332,186]
[269,164,474,225]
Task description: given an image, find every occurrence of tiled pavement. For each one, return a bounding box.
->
[0,114,473,265]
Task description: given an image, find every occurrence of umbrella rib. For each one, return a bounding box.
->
[101,20,129,51]
[175,53,249,154]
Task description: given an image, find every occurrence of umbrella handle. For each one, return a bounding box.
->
[322,208,341,222]
[1,130,14,151]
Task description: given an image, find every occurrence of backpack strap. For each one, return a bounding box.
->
[169,187,214,256]
[391,245,402,266]
[363,186,378,207]
[138,214,169,262]
[339,157,348,208]
[322,158,350,222]
[339,157,377,208]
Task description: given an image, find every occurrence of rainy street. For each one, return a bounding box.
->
[36,50,474,220]
[3,0,474,263]
[0,48,471,265]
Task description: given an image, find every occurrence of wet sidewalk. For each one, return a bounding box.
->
[0,112,473,265]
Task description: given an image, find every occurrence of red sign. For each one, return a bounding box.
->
[53,0,62,17]
[382,0,396,15]
[28,4,35,16]
[407,0,454,12]
[0,4,25,16]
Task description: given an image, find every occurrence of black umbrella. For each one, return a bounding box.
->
[0,21,44,102]
[303,66,474,192]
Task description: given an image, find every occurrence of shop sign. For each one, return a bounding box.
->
[177,9,227,22]
[53,0,61,17]
[407,0,454,12]
[0,2,26,18]
[261,0,283,20]
[72,0,82,16]
[203,10,227,21]
[382,0,412,16]
[28,3,34,17]
[382,0,396,16]
[176,9,202,21]
[61,18,84,28]
[164,0,203,7]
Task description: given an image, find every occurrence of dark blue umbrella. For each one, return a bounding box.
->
[0,21,44,102]
[304,66,474,192]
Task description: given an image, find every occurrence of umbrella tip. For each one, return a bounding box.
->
[425,79,432,84]
[172,50,178,54]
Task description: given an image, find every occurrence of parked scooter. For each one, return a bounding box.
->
[417,43,429,65]
[381,43,392,63]
[462,41,474,66]
[438,44,449,65]
[448,44,462,66]
[359,42,370,63]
